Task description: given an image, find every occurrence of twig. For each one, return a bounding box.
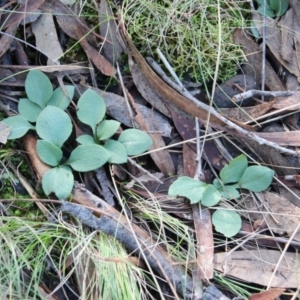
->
[194,118,202,181]
[239,230,300,247]
[232,89,295,102]
[156,48,185,89]
[146,57,186,95]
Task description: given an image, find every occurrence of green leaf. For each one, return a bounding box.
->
[118,129,152,156]
[213,178,223,189]
[25,70,53,108]
[238,165,274,192]
[212,210,242,237]
[255,0,265,5]
[96,120,120,140]
[104,140,127,164]
[269,0,289,17]
[47,85,74,110]
[77,89,106,133]
[2,116,35,139]
[168,176,208,204]
[257,4,276,18]
[36,106,72,148]
[76,134,96,145]
[220,185,240,199]
[42,167,74,199]
[201,184,222,207]
[250,20,261,39]
[36,140,63,167]
[220,154,248,184]
[18,98,42,122]
[66,144,110,172]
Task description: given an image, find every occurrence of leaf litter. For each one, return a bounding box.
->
[1,0,300,299]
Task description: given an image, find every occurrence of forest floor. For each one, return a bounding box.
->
[0,1,300,299]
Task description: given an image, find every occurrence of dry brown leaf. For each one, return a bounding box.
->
[183,144,197,178]
[0,0,45,29]
[280,9,294,63]
[280,7,300,82]
[214,250,300,287]
[0,23,18,59]
[193,207,214,280]
[261,192,300,241]
[249,288,285,300]
[233,29,285,91]
[146,132,176,175]
[272,91,300,111]
[219,101,274,123]
[32,14,63,65]
[129,60,171,117]
[42,0,96,43]
[77,31,117,77]
[124,173,164,189]
[255,131,300,146]
[46,0,116,77]
[126,90,175,175]
[253,11,300,81]
[99,0,124,64]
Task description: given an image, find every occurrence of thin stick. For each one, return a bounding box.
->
[146,57,186,94]
[232,90,295,102]
[194,118,202,181]
[156,48,185,89]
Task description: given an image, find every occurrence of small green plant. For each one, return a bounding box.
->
[256,0,289,18]
[2,70,152,200]
[168,154,274,237]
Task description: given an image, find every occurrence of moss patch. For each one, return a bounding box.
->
[122,0,250,83]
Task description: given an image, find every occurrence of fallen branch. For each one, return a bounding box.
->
[232,90,295,102]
